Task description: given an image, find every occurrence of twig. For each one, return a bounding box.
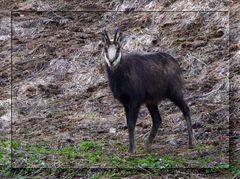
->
[187,80,225,101]
[0,64,10,73]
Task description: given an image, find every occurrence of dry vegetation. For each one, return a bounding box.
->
[0,0,239,178]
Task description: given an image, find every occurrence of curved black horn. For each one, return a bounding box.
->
[117,31,123,43]
[102,30,110,43]
[114,29,120,42]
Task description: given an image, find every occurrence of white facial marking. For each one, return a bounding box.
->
[104,52,121,70]
[104,53,111,67]
[107,45,117,61]
[112,52,121,68]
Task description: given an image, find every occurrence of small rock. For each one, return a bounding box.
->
[168,136,177,146]
[136,122,149,129]
[66,138,75,144]
[109,127,116,134]
[95,91,105,99]
[46,113,53,118]
[192,118,204,129]
[195,130,209,140]
[139,110,148,118]
[25,85,37,98]
[38,83,62,97]
[175,121,187,132]
[208,161,218,168]
[169,139,177,146]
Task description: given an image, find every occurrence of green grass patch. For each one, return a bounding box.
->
[84,152,101,164]
[79,141,100,151]
[7,139,225,169]
[206,164,240,176]
[0,137,11,166]
[59,145,79,159]
[11,140,21,149]
[133,154,186,168]
[1,137,239,177]
[0,106,6,116]
[195,144,215,153]
[11,139,188,168]
[115,142,128,152]
[89,169,135,179]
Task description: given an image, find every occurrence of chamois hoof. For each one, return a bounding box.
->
[128,148,135,154]
[188,143,194,149]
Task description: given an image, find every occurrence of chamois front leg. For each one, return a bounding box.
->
[124,103,140,153]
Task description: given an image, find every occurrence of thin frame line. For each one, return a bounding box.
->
[228,10,230,165]
[11,10,229,13]
[9,9,231,169]
[10,10,13,169]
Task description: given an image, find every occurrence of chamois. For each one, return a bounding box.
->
[101,30,193,153]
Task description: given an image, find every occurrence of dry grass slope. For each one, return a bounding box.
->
[0,0,239,178]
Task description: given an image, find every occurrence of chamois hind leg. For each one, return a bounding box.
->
[145,104,162,149]
[168,91,193,149]
[124,103,140,153]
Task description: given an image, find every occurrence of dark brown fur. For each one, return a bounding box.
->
[106,52,193,153]
[107,52,182,105]
[102,30,193,153]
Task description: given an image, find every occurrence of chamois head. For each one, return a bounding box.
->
[101,29,123,70]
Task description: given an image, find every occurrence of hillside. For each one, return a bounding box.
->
[0,0,239,177]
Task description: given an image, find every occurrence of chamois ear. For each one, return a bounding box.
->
[117,31,123,45]
[101,30,110,45]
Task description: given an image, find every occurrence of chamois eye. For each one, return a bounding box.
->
[116,44,120,50]
[116,46,119,52]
